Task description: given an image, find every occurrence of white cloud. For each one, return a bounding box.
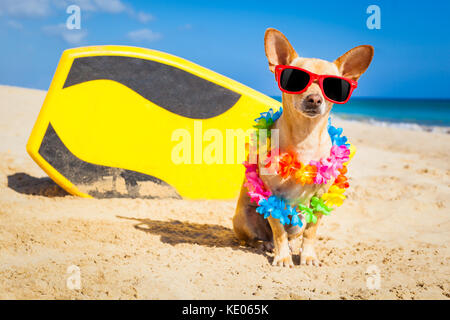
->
[42,23,87,44]
[0,0,150,19]
[6,20,24,29]
[127,29,161,42]
[179,23,192,30]
[0,0,52,18]
[54,0,126,13]
[1,0,155,45]
[135,11,153,23]
[61,0,152,20]
[91,0,126,13]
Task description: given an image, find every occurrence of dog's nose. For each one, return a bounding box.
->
[304,94,323,109]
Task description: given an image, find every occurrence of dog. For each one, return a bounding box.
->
[233,28,373,267]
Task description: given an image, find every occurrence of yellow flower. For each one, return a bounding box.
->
[349,144,356,159]
[343,143,356,166]
[321,185,346,207]
[295,164,317,185]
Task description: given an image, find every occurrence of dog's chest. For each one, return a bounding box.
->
[260,143,333,206]
[262,174,332,206]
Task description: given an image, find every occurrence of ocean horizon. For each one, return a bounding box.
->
[271,96,450,129]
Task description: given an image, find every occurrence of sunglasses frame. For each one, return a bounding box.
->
[274,65,358,104]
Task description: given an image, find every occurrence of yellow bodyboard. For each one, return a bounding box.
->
[26,46,280,199]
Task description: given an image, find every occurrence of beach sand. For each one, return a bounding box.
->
[0,85,449,299]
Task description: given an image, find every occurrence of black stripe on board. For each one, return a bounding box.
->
[38,123,179,199]
[63,55,241,119]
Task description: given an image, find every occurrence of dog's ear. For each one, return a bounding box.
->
[264,28,298,73]
[334,45,374,81]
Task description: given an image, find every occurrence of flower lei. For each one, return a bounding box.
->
[243,108,355,227]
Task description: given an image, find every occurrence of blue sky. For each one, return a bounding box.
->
[0,0,449,98]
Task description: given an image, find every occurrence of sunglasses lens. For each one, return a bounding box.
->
[279,68,310,92]
[323,77,351,102]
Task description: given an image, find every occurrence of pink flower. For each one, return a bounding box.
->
[323,157,341,178]
[248,191,271,203]
[311,160,331,184]
[243,161,272,203]
[330,145,350,168]
[243,161,257,173]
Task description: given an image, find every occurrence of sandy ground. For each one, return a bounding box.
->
[0,85,449,300]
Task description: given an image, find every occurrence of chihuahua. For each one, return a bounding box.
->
[233,28,373,267]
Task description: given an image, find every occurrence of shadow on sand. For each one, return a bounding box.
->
[117,216,270,258]
[7,172,68,197]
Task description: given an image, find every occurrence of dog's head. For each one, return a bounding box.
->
[264,28,373,118]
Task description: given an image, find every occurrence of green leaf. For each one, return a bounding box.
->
[305,212,318,224]
[305,213,312,223]
[310,196,333,216]
[298,204,311,213]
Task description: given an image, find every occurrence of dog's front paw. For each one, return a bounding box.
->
[272,253,294,268]
[300,244,321,266]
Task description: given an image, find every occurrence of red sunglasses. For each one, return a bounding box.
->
[275,65,358,104]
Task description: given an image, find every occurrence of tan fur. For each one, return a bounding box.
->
[233,28,374,267]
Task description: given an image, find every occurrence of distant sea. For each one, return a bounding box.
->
[272,97,450,132]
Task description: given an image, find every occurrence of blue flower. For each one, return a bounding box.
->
[256,198,273,219]
[253,107,283,139]
[290,214,302,227]
[254,107,283,124]
[272,107,283,121]
[277,204,291,226]
[256,195,291,225]
[269,202,283,219]
[256,195,307,226]
[286,205,303,227]
[333,135,349,147]
[267,196,288,224]
[328,125,343,138]
[328,117,350,147]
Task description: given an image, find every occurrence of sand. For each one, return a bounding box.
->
[0,84,449,300]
